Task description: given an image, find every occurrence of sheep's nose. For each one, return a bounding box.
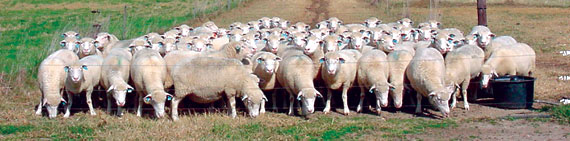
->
[117,102,125,107]
[308,109,314,113]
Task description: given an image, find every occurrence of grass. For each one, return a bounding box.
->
[538,105,570,124]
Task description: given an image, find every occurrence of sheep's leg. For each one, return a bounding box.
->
[461,81,470,111]
[288,94,295,115]
[260,98,266,114]
[171,97,182,121]
[136,94,143,117]
[227,96,237,118]
[415,93,422,114]
[271,90,277,112]
[106,93,112,114]
[64,92,73,118]
[341,84,350,115]
[86,88,96,116]
[323,89,333,114]
[356,86,366,113]
[450,90,457,110]
[35,94,43,116]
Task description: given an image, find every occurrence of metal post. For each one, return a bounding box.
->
[122,6,128,39]
[477,0,487,26]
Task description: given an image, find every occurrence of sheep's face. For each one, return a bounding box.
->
[370,29,383,43]
[60,38,79,52]
[107,84,133,107]
[464,35,477,46]
[364,18,381,28]
[143,92,173,118]
[149,38,164,52]
[271,17,281,28]
[162,30,180,39]
[378,35,397,52]
[303,37,320,55]
[389,85,404,108]
[433,35,453,54]
[417,27,435,41]
[63,31,80,39]
[428,20,441,29]
[161,38,178,54]
[428,86,454,118]
[371,84,390,107]
[388,29,402,43]
[80,39,95,55]
[128,40,151,54]
[309,29,327,40]
[292,33,307,48]
[264,36,285,54]
[277,20,289,29]
[480,65,497,88]
[323,36,342,54]
[242,75,264,117]
[248,21,261,31]
[256,55,281,74]
[398,18,413,27]
[298,88,321,115]
[94,34,112,47]
[320,55,345,75]
[44,95,65,119]
[476,31,495,48]
[259,17,272,29]
[242,34,260,52]
[190,39,209,52]
[400,28,415,42]
[349,33,369,50]
[229,33,244,42]
[64,65,87,83]
[327,18,342,31]
[316,22,328,29]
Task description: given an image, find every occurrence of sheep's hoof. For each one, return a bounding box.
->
[342,109,350,115]
[90,112,97,116]
[35,111,42,116]
[260,108,266,114]
[464,105,470,111]
[63,114,70,118]
[356,106,362,113]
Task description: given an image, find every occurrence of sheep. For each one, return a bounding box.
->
[364,17,382,28]
[291,22,310,33]
[163,50,201,89]
[59,37,79,53]
[288,32,308,48]
[387,50,414,109]
[322,35,343,54]
[438,28,465,48]
[36,49,79,118]
[228,29,245,42]
[345,24,368,33]
[418,20,441,29]
[400,27,416,42]
[130,49,172,118]
[94,32,120,53]
[444,45,485,110]
[128,38,151,55]
[356,50,392,113]
[468,25,491,38]
[377,35,398,53]
[474,29,497,49]
[248,21,262,31]
[242,32,264,53]
[316,21,329,29]
[171,57,265,120]
[162,30,180,39]
[397,18,413,28]
[271,17,282,28]
[188,38,211,52]
[368,27,385,47]
[309,28,328,40]
[320,50,361,115]
[327,17,343,31]
[406,47,456,118]
[416,26,436,41]
[77,38,103,59]
[346,32,374,53]
[276,20,290,30]
[483,36,518,59]
[334,25,349,35]
[480,43,535,88]
[259,17,272,29]
[174,24,194,37]
[262,34,286,54]
[251,52,282,113]
[144,32,162,41]
[276,54,322,116]
[387,22,404,31]
[385,28,402,44]
[62,31,80,39]
[300,36,326,79]
[148,36,164,52]
[100,47,133,116]
[205,41,254,61]
[63,55,103,117]
[431,34,455,54]
[464,34,477,46]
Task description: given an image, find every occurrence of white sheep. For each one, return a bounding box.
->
[356,50,392,113]
[444,45,485,110]
[262,34,286,54]
[63,55,103,117]
[327,17,343,31]
[174,24,194,37]
[276,54,322,116]
[59,37,79,53]
[397,18,414,28]
[322,35,343,54]
[62,31,80,39]
[171,57,265,120]
[36,49,79,118]
[480,43,535,88]
[205,41,254,60]
[291,22,310,33]
[100,47,134,116]
[259,17,272,29]
[300,36,326,79]
[77,38,103,59]
[387,50,414,109]
[347,32,374,52]
[163,50,201,89]
[130,49,172,118]
[483,36,517,59]
[406,47,456,118]
[321,50,361,115]
[94,32,120,53]
[251,52,282,113]
[364,17,382,28]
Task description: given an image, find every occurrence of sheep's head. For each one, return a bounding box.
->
[432,34,453,54]
[298,88,322,115]
[476,31,495,48]
[291,32,308,48]
[43,95,66,119]
[322,35,342,54]
[348,32,369,50]
[428,85,456,118]
[327,17,342,31]
[428,20,441,29]
[370,83,393,108]
[264,35,285,54]
[128,39,151,54]
[106,84,134,107]
[79,38,96,55]
[389,83,404,109]
[417,27,436,41]
[364,17,382,28]
[400,27,415,42]
[60,37,79,53]
[378,35,397,52]
[277,20,290,29]
[160,38,178,54]
[464,34,477,46]
[247,21,261,31]
[316,21,328,29]
[256,53,281,74]
[271,17,281,28]
[175,24,193,37]
[398,18,413,27]
[62,31,80,39]
[189,38,210,52]
[302,36,320,55]
[320,52,346,75]
[480,64,498,88]
[64,64,87,83]
[94,33,114,48]
[143,91,173,118]
[242,33,261,53]
[241,74,265,118]
[259,17,272,29]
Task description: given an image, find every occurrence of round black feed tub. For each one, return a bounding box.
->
[490,76,535,109]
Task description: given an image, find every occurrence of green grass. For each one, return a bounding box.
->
[539,105,570,124]
[0,125,35,135]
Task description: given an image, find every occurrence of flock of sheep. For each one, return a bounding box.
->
[36,16,536,120]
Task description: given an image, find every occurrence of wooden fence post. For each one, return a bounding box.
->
[477,0,487,26]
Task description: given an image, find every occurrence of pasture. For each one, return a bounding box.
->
[1,0,569,140]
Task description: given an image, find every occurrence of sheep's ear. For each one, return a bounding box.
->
[387,83,395,90]
[241,95,249,101]
[296,91,303,101]
[93,41,99,47]
[81,65,88,70]
[275,57,282,61]
[319,58,325,63]
[61,98,67,105]
[60,41,66,47]
[490,33,496,39]
[235,46,241,53]
[369,85,376,93]
[107,85,115,93]
[262,95,268,102]
[64,66,69,72]
[428,92,436,97]
[42,98,48,106]
[61,34,66,38]
[315,90,323,98]
[256,57,263,64]
[339,58,346,63]
[143,95,152,104]
[166,93,173,101]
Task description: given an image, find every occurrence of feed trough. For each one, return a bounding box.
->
[490,76,536,109]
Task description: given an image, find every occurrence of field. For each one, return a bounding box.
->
[1,0,569,140]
